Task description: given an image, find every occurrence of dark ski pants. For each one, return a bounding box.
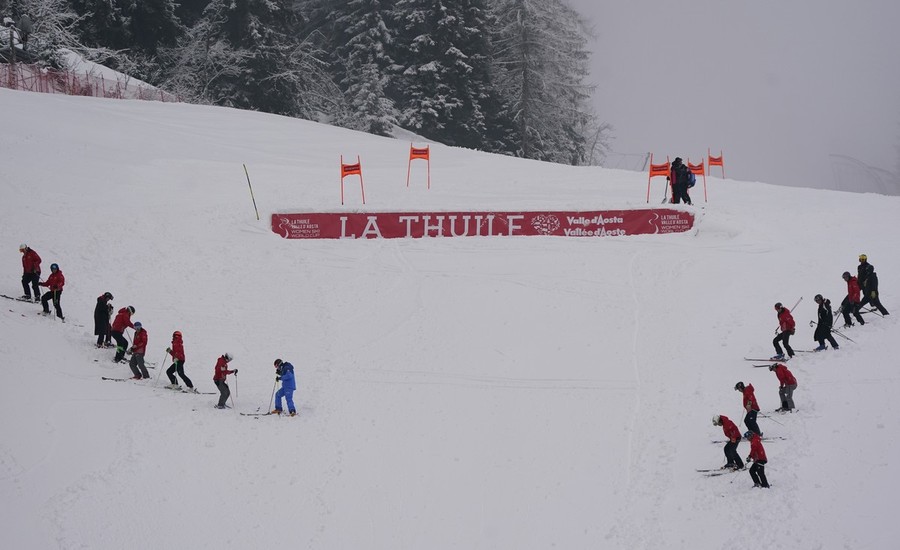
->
[749,460,769,487]
[859,291,890,316]
[22,273,40,298]
[744,410,762,436]
[672,185,692,205]
[112,331,128,362]
[41,289,63,319]
[779,384,797,410]
[274,387,295,413]
[840,298,865,326]
[215,380,231,408]
[167,360,193,388]
[129,353,150,378]
[773,331,794,358]
[724,440,743,469]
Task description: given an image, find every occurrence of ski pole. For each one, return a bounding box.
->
[758,413,785,426]
[267,378,277,413]
[230,372,237,409]
[153,350,170,386]
[831,328,855,343]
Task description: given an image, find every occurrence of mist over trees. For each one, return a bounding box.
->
[7,0,610,165]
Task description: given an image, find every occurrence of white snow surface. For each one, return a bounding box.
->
[1,88,899,549]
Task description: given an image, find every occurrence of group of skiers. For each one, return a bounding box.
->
[15,243,298,415]
[769,254,889,361]
[713,253,890,489]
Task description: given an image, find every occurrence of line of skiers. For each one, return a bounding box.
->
[17,243,297,415]
[712,363,797,488]
[770,254,889,361]
[715,253,889,489]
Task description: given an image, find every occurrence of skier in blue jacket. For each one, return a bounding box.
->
[272,359,296,416]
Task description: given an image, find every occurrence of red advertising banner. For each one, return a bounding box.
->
[272,209,694,240]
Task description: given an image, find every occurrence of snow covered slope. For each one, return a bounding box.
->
[1,88,898,549]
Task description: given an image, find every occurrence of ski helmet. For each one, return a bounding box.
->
[774,302,783,310]
[134,322,142,329]
[274,359,283,367]
[769,364,778,371]
[743,431,754,440]
[859,254,867,262]
[50,263,59,271]
[224,353,233,362]
[814,294,823,303]
[127,306,135,314]
[842,271,851,280]
[712,415,721,426]
[172,331,182,339]
[734,382,745,391]
[104,292,113,300]
[19,244,27,251]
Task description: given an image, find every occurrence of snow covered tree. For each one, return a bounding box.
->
[163,0,340,119]
[490,0,596,164]
[126,0,185,55]
[68,0,129,51]
[324,0,400,135]
[393,0,503,149]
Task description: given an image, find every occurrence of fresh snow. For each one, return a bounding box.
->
[0,87,898,549]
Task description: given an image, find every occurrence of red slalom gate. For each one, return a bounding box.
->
[272,208,694,240]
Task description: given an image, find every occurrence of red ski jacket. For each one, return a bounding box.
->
[170,335,185,362]
[721,416,741,443]
[778,308,795,333]
[132,329,148,355]
[846,276,861,304]
[748,433,767,462]
[773,364,797,386]
[40,270,65,291]
[111,308,134,332]
[742,384,760,412]
[213,356,235,381]
[22,249,41,274]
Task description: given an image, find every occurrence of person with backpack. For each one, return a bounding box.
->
[213,353,237,409]
[165,331,197,392]
[813,294,839,351]
[734,382,762,437]
[111,306,135,362]
[93,292,114,347]
[745,432,770,488]
[713,415,744,470]
[857,254,890,316]
[39,263,65,320]
[840,271,865,327]
[272,359,297,416]
[18,244,41,302]
[128,322,150,379]
[667,157,693,205]
[769,363,797,412]
[771,302,796,360]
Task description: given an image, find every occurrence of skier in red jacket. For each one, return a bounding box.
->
[746,432,770,488]
[840,271,865,327]
[713,415,744,470]
[734,382,762,436]
[165,331,197,392]
[110,306,136,362]
[19,244,41,301]
[39,263,65,319]
[771,302,795,360]
[128,322,150,379]
[770,363,798,412]
[213,353,237,409]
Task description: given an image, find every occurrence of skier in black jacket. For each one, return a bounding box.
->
[668,157,693,205]
[813,294,839,351]
[93,292,114,347]
[857,254,889,315]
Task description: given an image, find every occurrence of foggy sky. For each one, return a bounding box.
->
[569,0,900,193]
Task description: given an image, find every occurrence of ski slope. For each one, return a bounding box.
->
[1,88,898,549]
